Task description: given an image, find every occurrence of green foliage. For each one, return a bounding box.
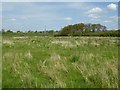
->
[6,30,13,33]
[1,25,119,37]
[70,55,80,62]
[59,23,108,36]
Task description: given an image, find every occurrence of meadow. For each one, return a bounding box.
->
[2,36,119,88]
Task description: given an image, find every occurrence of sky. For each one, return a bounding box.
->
[2,2,118,32]
[1,0,120,2]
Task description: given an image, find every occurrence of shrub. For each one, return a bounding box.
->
[70,55,80,62]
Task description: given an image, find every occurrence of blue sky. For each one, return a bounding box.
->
[2,2,118,32]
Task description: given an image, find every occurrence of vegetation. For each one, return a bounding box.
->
[1,23,120,37]
[60,23,106,36]
[2,36,118,88]
[2,22,119,88]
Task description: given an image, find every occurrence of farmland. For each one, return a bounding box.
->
[2,36,118,88]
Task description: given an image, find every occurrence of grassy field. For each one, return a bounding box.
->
[2,36,118,88]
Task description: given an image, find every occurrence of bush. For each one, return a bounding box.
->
[70,55,80,62]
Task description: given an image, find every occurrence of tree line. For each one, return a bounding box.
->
[58,23,119,37]
[60,23,106,36]
[1,23,120,37]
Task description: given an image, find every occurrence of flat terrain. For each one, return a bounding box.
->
[2,36,118,88]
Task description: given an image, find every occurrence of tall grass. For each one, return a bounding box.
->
[2,36,118,88]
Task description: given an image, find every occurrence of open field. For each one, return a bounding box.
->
[2,36,119,88]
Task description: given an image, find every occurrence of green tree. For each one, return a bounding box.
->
[6,30,13,33]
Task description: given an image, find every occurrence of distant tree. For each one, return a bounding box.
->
[35,31,38,33]
[72,31,81,36]
[17,31,22,33]
[60,23,108,36]
[48,30,54,33]
[60,26,70,36]
[96,24,102,31]
[91,24,97,32]
[101,26,107,31]
[6,30,13,33]
[85,24,91,33]
[78,23,85,33]
[28,30,33,33]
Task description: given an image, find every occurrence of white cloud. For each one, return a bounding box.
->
[87,7,102,13]
[88,14,100,19]
[107,3,117,11]
[65,17,72,20]
[2,2,118,31]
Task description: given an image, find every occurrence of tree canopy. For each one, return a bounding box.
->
[60,23,107,36]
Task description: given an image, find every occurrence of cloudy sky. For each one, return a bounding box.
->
[2,2,118,31]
